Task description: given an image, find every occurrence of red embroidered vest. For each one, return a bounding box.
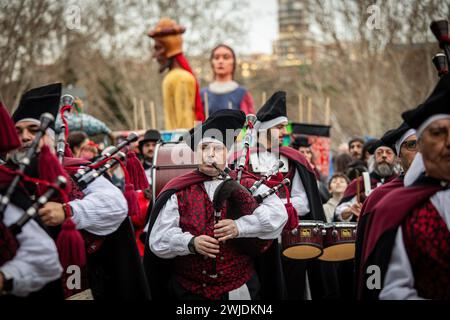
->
[174,182,255,300]
[402,200,450,299]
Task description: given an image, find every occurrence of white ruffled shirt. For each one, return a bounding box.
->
[70,176,128,235]
[1,204,63,297]
[149,179,288,258]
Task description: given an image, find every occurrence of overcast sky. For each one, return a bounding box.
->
[240,0,278,54]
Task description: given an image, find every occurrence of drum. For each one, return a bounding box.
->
[319,222,357,262]
[281,220,324,260]
[152,142,197,203]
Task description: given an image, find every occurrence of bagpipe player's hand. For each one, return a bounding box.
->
[38,201,66,226]
[194,235,220,259]
[214,219,239,242]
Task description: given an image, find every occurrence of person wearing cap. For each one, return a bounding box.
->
[0,102,62,299]
[233,91,339,300]
[354,122,417,298]
[138,129,161,185]
[358,73,450,300]
[201,44,255,115]
[334,135,398,222]
[10,84,150,300]
[144,109,287,300]
[148,18,205,130]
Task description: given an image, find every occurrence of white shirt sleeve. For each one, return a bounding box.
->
[335,196,356,221]
[281,170,310,216]
[70,176,127,236]
[379,227,423,300]
[149,193,193,259]
[0,204,63,297]
[235,184,288,240]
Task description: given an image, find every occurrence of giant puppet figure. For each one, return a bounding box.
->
[201,44,255,115]
[148,18,205,130]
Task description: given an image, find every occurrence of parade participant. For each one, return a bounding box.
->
[234,91,339,300]
[138,129,161,185]
[357,73,450,300]
[11,83,150,300]
[323,173,349,223]
[67,131,88,158]
[335,139,398,222]
[78,140,99,161]
[348,137,364,160]
[201,44,255,115]
[354,123,417,297]
[0,102,62,299]
[148,18,205,129]
[144,109,287,300]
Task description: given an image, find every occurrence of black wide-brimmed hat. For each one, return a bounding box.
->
[12,83,62,130]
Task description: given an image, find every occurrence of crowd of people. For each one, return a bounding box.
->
[0,17,449,301]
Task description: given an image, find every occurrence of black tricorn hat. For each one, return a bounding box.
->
[374,122,414,155]
[185,109,245,151]
[256,91,287,126]
[402,73,450,131]
[12,83,62,130]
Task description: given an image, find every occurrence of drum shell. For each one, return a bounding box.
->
[319,222,357,262]
[281,220,324,260]
[152,142,197,203]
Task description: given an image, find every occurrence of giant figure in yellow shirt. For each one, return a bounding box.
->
[148,18,205,130]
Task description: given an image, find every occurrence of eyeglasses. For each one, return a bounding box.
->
[401,140,417,151]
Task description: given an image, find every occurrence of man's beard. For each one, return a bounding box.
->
[373,161,395,177]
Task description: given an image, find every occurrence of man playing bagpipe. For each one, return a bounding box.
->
[0,102,63,298]
[357,73,450,300]
[144,109,288,300]
[230,91,340,299]
[7,83,149,300]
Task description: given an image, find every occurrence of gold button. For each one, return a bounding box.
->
[202,270,207,275]
[202,283,207,288]
[220,256,224,261]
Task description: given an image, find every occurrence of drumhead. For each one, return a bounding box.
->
[283,245,323,260]
[319,243,355,262]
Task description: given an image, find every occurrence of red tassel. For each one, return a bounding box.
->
[283,185,299,231]
[124,183,140,217]
[0,102,21,153]
[38,145,71,195]
[126,151,149,191]
[284,202,299,231]
[56,218,86,269]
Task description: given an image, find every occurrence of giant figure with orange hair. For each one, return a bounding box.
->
[148,18,205,130]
